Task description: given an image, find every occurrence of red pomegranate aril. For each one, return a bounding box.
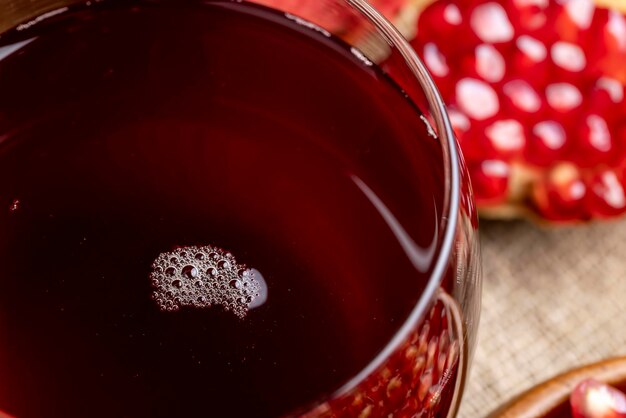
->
[468,43,506,83]
[455,77,500,121]
[448,107,472,138]
[502,79,543,114]
[510,0,549,31]
[484,118,527,158]
[589,79,625,120]
[469,2,515,43]
[510,38,550,86]
[532,163,588,221]
[551,41,587,72]
[573,114,615,167]
[545,82,583,112]
[596,10,626,82]
[414,1,464,54]
[423,42,450,78]
[469,160,510,204]
[555,0,597,43]
[526,120,568,167]
[586,169,626,218]
[571,379,626,418]
[418,369,433,402]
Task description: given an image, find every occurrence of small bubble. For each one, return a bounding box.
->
[246,296,252,303]
[207,267,217,277]
[218,260,231,270]
[165,267,176,277]
[209,252,218,260]
[229,280,242,289]
[194,280,203,287]
[9,199,20,212]
[166,291,173,298]
[174,297,181,304]
[195,253,205,260]
[197,296,206,303]
[238,269,249,278]
[151,279,159,286]
[154,266,163,274]
[182,265,198,279]
[172,279,182,289]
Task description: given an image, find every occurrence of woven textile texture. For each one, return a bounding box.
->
[458,219,626,418]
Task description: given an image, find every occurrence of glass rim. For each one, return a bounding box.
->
[333,0,462,397]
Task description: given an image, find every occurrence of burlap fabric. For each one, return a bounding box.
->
[458,219,626,417]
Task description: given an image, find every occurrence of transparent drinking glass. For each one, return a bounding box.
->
[0,0,482,417]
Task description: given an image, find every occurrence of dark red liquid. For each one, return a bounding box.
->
[0,2,445,417]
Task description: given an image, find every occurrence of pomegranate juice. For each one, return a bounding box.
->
[0,2,445,416]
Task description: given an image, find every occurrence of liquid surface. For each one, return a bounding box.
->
[0,2,444,417]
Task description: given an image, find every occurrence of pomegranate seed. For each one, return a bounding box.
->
[426,337,439,372]
[516,35,548,62]
[565,0,595,30]
[448,107,471,138]
[415,2,465,54]
[571,379,626,418]
[474,44,506,82]
[469,160,510,204]
[597,77,624,103]
[574,114,614,167]
[556,0,596,42]
[512,36,550,84]
[605,10,626,53]
[446,340,459,371]
[470,3,515,43]
[510,0,548,30]
[386,376,405,407]
[551,41,587,72]
[527,120,568,166]
[587,170,626,217]
[423,42,449,78]
[456,78,500,120]
[418,369,433,402]
[545,82,583,111]
[503,79,542,113]
[485,118,527,157]
[533,163,588,220]
[443,4,462,25]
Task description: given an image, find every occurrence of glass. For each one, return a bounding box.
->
[0,0,482,417]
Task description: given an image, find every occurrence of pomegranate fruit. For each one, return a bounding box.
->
[571,379,626,418]
[412,0,626,222]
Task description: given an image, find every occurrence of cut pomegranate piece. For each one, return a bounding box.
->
[408,0,626,221]
[571,379,626,418]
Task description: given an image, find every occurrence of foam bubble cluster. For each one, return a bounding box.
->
[150,245,261,318]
